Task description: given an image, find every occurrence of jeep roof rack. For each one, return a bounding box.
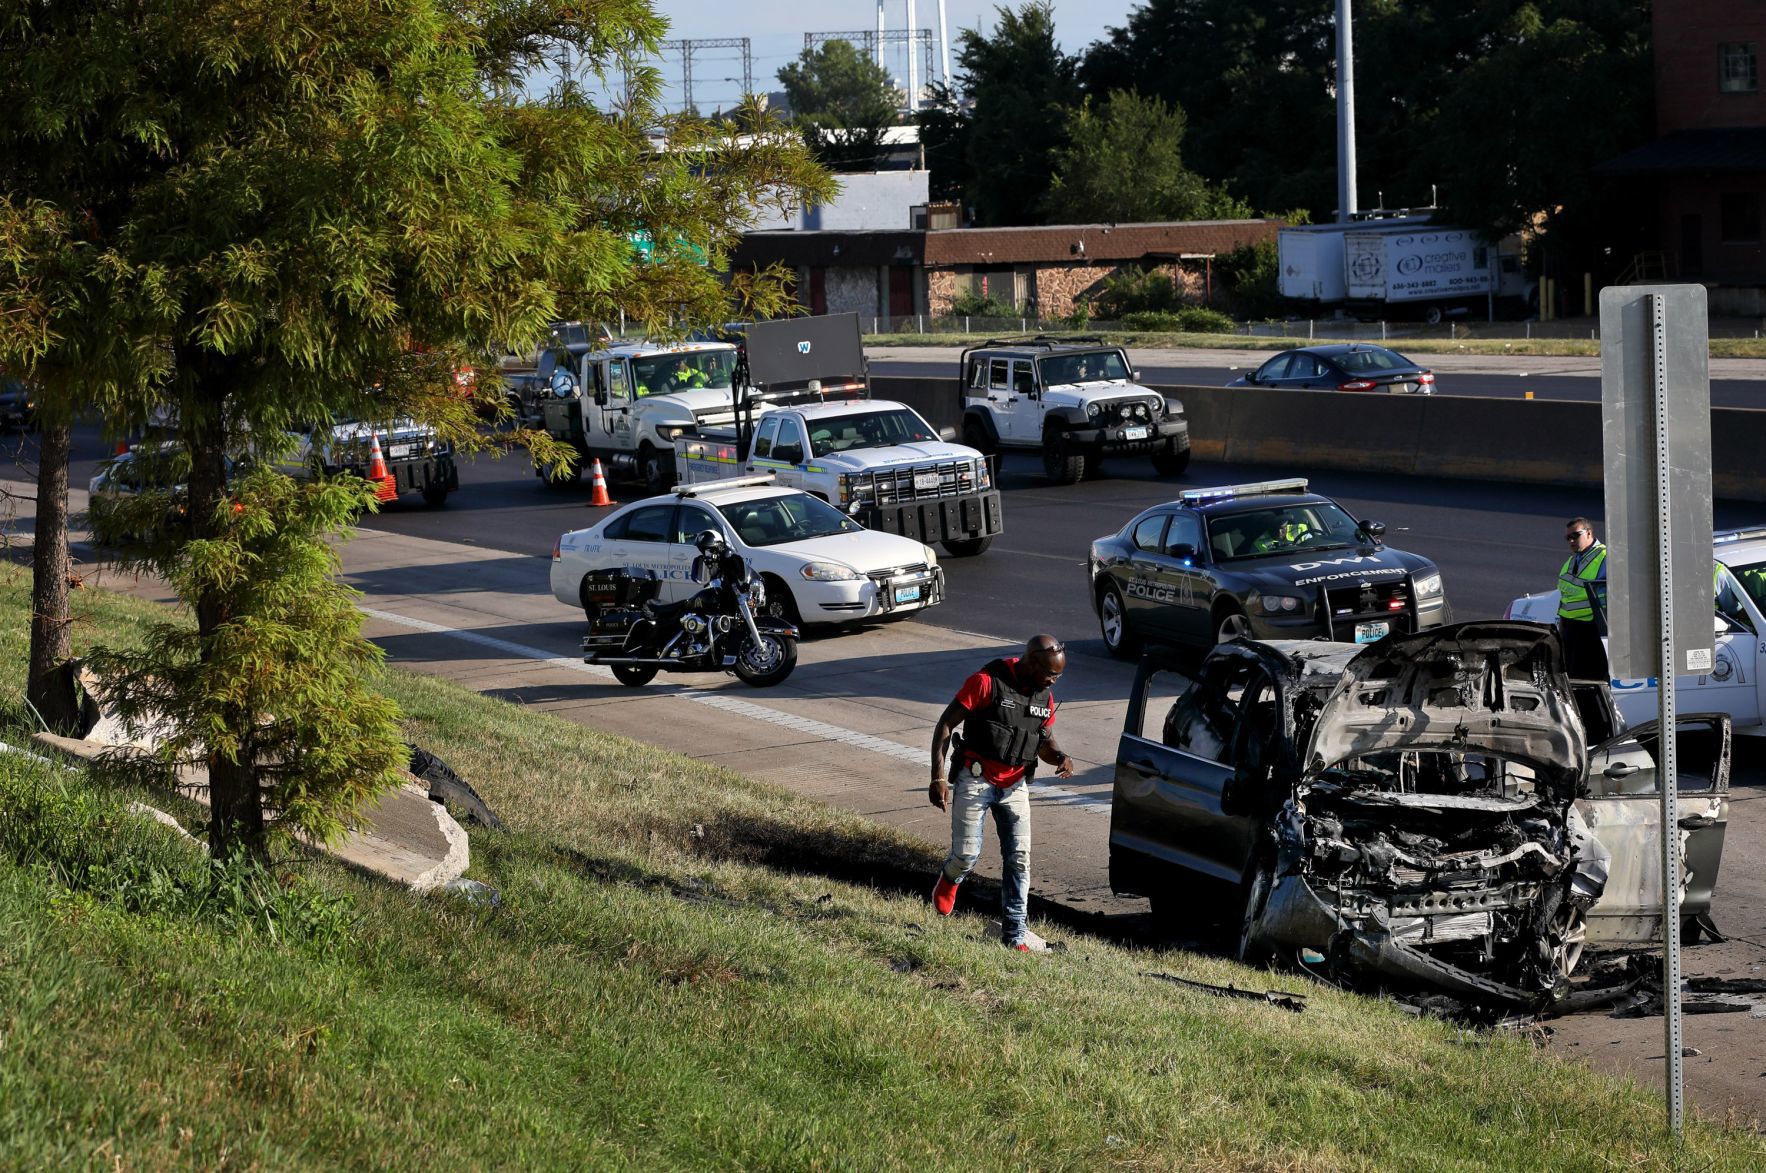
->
[968,334,1110,351]
[1177,477,1310,505]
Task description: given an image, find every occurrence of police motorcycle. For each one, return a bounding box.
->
[581,530,799,688]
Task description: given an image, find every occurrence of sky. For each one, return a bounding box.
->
[613,1,1141,113]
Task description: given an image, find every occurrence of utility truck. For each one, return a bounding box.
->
[674,314,1004,556]
[533,335,745,492]
[1278,215,1534,324]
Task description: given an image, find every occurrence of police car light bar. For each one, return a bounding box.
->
[1714,526,1766,545]
[674,473,777,497]
[1177,477,1309,504]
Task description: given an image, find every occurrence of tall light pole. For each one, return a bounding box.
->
[937,0,950,89]
[1336,0,1358,221]
[876,0,886,70]
[906,0,919,113]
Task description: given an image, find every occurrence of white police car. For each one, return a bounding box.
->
[1507,524,1766,735]
[551,475,944,628]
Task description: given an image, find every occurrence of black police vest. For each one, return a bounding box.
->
[961,659,1052,768]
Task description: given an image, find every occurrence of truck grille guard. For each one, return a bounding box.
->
[849,458,986,506]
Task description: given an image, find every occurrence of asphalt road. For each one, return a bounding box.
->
[870,348,1766,407]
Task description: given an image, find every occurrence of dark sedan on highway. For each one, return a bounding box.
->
[1227,343,1435,393]
[1087,477,1450,654]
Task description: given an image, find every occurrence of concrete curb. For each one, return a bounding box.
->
[30,731,470,892]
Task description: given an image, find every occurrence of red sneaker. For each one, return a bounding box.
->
[932,875,959,916]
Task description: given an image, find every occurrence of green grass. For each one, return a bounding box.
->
[865,330,1766,360]
[2,565,1763,1168]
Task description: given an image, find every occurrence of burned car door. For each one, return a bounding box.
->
[1110,655,1269,895]
[1581,714,1731,947]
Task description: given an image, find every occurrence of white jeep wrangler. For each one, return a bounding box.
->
[958,337,1190,484]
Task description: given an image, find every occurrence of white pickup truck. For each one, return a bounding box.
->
[675,400,1002,557]
[673,314,1005,556]
[1507,525,1766,735]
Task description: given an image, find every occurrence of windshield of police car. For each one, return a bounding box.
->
[1206,501,1365,561]
[715,493,862,547]
[1037,350,1129,385]
[807,408,936,455]
[630,349,737,396]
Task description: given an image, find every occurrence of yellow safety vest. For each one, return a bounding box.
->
[1558,544,1607,620]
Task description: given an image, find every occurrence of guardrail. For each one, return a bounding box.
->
[871,374,1766,504]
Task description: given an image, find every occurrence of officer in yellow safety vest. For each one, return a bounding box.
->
[1250,517,1313,553]
[1557,516,1608,680]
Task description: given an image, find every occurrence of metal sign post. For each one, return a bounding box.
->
[1600,284,1713,1134]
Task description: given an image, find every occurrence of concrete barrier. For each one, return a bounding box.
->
[872,375,963,438]
[874,374,1766,504]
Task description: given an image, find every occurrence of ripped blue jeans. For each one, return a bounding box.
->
[940,775,1031,945]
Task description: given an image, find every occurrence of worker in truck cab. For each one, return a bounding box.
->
[670,358,707,390]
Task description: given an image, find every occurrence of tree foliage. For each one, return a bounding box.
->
[777,39,900,171]
[1043,92,1250,224]
[1078,0,1652,258]
[954,3,1080,226]
[0,0,833,859]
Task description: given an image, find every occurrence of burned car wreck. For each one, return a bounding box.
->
[1111,621,1730,1011]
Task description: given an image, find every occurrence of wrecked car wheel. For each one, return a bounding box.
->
[1235,854,1275,966]
[1545,902,1587,987]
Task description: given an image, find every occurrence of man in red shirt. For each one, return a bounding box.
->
[927,634,1074,951]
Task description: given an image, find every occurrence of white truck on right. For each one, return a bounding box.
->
[1279,216,1535,324]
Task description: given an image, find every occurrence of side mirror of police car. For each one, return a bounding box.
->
[1358,519,1387,542]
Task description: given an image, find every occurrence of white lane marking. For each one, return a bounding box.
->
[360,606,1112,814]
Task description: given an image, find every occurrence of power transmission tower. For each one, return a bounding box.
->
[658,38,753,112]
[805,28,938,94]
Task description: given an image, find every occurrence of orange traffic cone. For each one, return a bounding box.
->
[365,432,398,502]
[587,458,613,507]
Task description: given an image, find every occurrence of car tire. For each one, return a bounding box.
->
[421,484,449,508]
[1215,605,1252,645]
[942,536,993,557]
[1152,444,1190,477]
[962,416,995,456]
[1423,304,1443,326]
[1235,851,1276,965]
[639,444,673,493]
[1098,582,1139,660]
[761,575,802,627]
[1042,428,1085,484]
[611,664,659,688]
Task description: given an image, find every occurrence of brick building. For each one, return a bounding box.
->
[730,219,1280,322]
[1603,3,1766,309]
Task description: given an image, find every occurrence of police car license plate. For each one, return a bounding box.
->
[913,473,941,491]
[1354,620,1389,644]
[894,584,922,604]
[1123,425,1149,440]
[388,444,412,458]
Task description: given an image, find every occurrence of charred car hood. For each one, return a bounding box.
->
[1308,621,1587,790]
